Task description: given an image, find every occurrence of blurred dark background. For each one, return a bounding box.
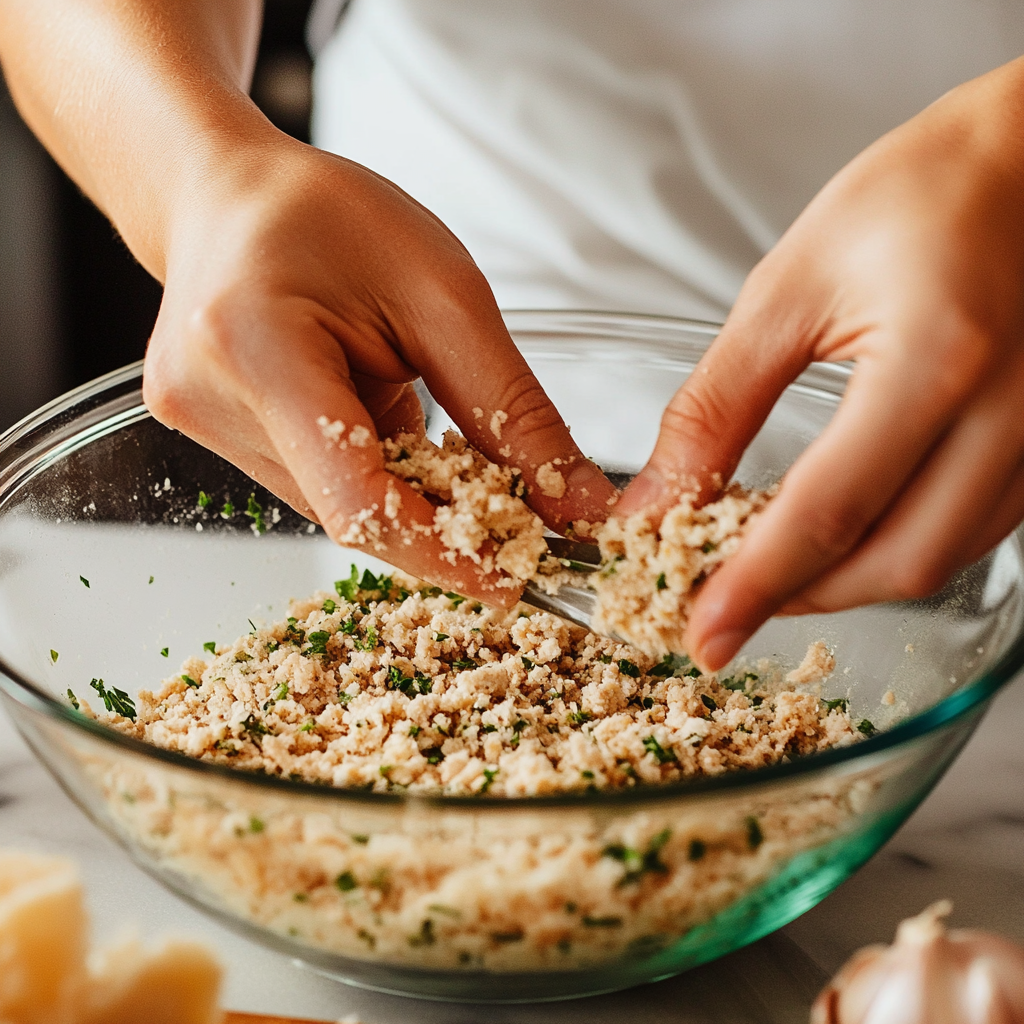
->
[0,0,316,431]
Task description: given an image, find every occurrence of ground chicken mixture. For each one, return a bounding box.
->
[70,434,886,976]
[590,484,775,655]
[98,577,862,797]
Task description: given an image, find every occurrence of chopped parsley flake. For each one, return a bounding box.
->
[602,829,671,885]
[721,672,759,691]
[857,719,877,737]
[656,572,667,590]
[66,688,80,711]
[480,767,498,793]
[452,658,477,670]
[617,659,641,678]
[322,598,336,614]
[89,678,136,720]
[160,647,169,658]
[521,656,534,669]
[220,500,234,519]
[701,540,717,553]
[244,493,266,534]
[148,575,154,584]
[181,674,199,688]
[568,709,592,725]
[434,632,449,642]
[642,735,677,764]
[272,681,289,701]
[306,630,331,656]
[299,720,315,733]
[335,565,360,602]
[701,694,717,712]
[249,815,265,834]
[648,653,691,678]
[746,816,764,850]
[197,491,212,509]
[822,697,849,713]
[49,650,59,664]
[80,576,90,588]
[444,592,467,608]
[335,871,358,892]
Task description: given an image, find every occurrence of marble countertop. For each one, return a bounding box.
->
[2,673,1023,1023]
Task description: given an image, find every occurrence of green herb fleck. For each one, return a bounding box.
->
[203,641,217,655]
[580,769,595,781]
[569,709,592,726]
[351,834,370,845]
[857,719,877,737]
[50,650,59,664]
[746,816,764,850]
[444,591,468,608]
[197,491,212,509]
[249,815,265,834]
[701,540,717,554]
[299,720,315,733]
[602,829,671,885]
[642,735,677,764]
[422,747,444,765]
[335,871,358,892]
[822,697,849,713]
[148,575,154,584]
[452,658,477,670]
[648,653,691,678]
[181,674,199,689]
[701,694,718,712]
[335,565,360,602]
[434,632,449,642]
[272,681,289,701]
[244,493,266,534]
[408,724,420,737]
[617,659,641,678]
[66,688,80,711]
[241,713,268,739]
[307,630,331,656]
[521,655,534,670]
[409,919,436,947]
[159,647,169,658]
[656,572,667,591]
[80,576,90,588]
[221,500,234,519]
[480,767,498,793]
[89,678,136,720]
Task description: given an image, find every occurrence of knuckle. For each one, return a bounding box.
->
[888,557,950,603]
[494,371,566,441]
[659,381,732,448]
[800,501,874,565]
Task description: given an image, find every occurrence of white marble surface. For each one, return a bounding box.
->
[2,670,1023,1023]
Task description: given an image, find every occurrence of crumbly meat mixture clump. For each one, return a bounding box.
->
[590,484,775,656]
[383,430,547,584]
[111,575,860,797]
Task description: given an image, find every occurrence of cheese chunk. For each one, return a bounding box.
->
[0,850,222,1024]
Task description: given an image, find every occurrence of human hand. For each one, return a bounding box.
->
[617,57,1024,670]
[144,133,616,601]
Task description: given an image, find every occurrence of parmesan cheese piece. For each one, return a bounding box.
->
[0,850,222,1024]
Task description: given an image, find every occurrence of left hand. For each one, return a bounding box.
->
[616,56,1024,671]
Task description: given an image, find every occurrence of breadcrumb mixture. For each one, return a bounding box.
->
[110,576,860,797]
[591,484,775,656]
[382,431,546,585]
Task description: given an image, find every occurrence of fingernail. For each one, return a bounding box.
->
[694,629,750,673]
[616,466,666,515]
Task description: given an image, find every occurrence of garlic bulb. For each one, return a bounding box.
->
[812,901,1024,1024]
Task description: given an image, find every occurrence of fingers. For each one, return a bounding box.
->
[392,282,619,535]
[682,342,971,671]
[614,286,812,519]
[781,363,1024,613]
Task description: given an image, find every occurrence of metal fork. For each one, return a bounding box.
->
[520,536,602,630]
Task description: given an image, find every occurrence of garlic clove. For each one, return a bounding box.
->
[811,901,1024,1024]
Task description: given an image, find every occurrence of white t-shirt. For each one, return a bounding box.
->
[311,0,1023,320]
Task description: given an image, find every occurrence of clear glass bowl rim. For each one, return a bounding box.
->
[1,309,1022,811]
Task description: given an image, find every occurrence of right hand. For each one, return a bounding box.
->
[144,133,616,601]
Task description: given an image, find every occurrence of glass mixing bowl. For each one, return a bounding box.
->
[0,311,1022,1003]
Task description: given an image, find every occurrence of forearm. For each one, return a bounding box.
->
[0,0,268,279]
